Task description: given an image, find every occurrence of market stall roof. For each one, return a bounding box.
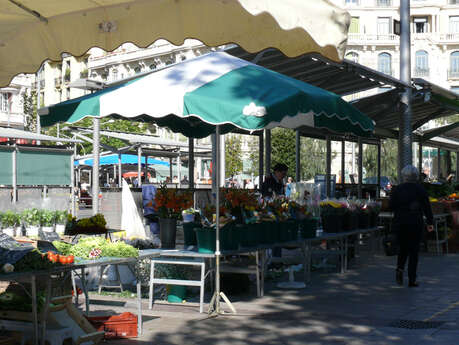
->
[0,126,82,143]
[76,154,169,167]
[39,52,374,138]
[350,79,459,139]
[225,46,409,96]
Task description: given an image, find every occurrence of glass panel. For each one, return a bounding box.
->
[378,53,392,74]
[17,150,71,186]
[363,144,378,184]
[377,17,390,35]
[450,52,459,72]
[331,141,342,183]
[415,51,428,70]
[299,137,326,181]
[344,141,359,184]
[450,16,459,33]
[381,139,398,184]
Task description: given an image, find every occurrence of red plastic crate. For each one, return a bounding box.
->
[87,312,138,339]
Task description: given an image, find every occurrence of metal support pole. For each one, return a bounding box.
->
[211,134,216,191]
[358,138,363,199]
[399,0,413,180]
[177,153,181,188]
[92,118,100,215]
[144,155,148,184]
[456,151,459,182]
[169,158,173,181]
[215,125,221,314]
[118,153,122,187]
[71,150,76,216]
[220,135,225,188]
[137,146,142,187]
[326,136,331,197]
[295,130,300,181]
[258,133,264,188]
[446,150,451,177]
[377,142,381,198]
[188,138,194,189]
[419,142,423,173]
[341,140,345,186]
[265,129,271,176]
[437,147,441,179]
[12,146,17,204]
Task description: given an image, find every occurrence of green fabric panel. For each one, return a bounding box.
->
[0,148,12,185]
[17,151,71,186]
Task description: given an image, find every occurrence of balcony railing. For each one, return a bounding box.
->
[347,33,399,43]
[413,68,430,77]
[447,70,459,79]
[376,0,392,6]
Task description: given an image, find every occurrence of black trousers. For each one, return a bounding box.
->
[396,225,422,284]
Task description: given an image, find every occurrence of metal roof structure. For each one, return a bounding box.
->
[0,126,82,143]
[225,46,409,96]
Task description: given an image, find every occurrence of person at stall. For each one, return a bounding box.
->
[285,177,294,198]
[142,177,160,245]
[390,165,434,288]
[261,163,288,198]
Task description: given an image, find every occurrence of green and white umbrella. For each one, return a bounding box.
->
[40,52,374,137]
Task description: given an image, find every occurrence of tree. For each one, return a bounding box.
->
[381,139,398,182]
[299,137,328,181]
[225,134,243,177]
[271,128,296,178]
[363,144,378,179]
[23,90,37,132]
[246,136,259,176]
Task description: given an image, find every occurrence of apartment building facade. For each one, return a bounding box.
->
[0,74,34,129]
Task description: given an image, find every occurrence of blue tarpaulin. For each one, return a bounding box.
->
[76,154,169,167]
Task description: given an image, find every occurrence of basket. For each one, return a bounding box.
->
[87,312,137,339]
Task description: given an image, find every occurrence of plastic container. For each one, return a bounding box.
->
[87,312,138,339]
[195,227,215,253]
[182,222,198,246]
[167,285,187,303]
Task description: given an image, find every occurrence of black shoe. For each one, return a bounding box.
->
[396,269,403,286]
[408,282,419,288]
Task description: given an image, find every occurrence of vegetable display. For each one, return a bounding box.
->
[11,249,62,272]
[53,237,138,259]
[65,213,107,235]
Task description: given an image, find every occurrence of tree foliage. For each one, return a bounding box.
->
[23,91,37,132]
[225,134,243,177]
[271,128,296,178]
[246,136,259,176]
[299,137,328,181]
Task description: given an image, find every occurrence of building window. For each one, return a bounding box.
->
[451,86,459,94]
[378,53,392,75]
[112,69,118,81]
[345,0,359,4]
[450,51,459,78]
[349,17,359,33]
[413,17,428,33]
[377,0,392,6]
[134,66,141,74]
[415,50,429,76]
[449,0,459,4]
[345,52,359,63]
[0,93,10,113]
[377,17,391,35]
[450,16,459,33]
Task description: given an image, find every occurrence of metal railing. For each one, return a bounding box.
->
[347,33,399,42]
[413,68,430,77]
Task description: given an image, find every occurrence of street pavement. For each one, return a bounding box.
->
[90,248,459,345]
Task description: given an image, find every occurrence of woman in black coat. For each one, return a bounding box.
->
[390,165,434,287]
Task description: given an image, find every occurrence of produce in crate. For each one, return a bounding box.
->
[65,213,107,235]
[53,237,138,259]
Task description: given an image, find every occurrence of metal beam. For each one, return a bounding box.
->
[412,109,446,130]
[326,136,331,197]
[358,138,363,199]
[422,122,459,141]
[259,133,264,188]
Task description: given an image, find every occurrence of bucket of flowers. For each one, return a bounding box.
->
[154,183,193,249]
[356,200,371,229]
[367,200,381,228]
[320,200,347,233]
[343,200,359,231]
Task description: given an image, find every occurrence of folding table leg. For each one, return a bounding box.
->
[200,261,205,313]
[148,260,155,310]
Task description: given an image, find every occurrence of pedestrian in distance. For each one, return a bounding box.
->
[390,165,434,287]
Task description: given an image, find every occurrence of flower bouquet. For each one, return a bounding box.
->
[154,184,193,249]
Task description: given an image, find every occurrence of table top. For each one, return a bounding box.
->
[379,212,450,219]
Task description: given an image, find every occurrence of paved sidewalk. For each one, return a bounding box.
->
[95,251,459,345]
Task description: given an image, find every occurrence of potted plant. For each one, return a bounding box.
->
[21,208,41,237]
[155,263,191,303]
[154,183,193,249]
[54,210,68,234]
[1,211,20,237]
[40,209,55,232]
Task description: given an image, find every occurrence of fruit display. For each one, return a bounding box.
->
[6,249,63,273]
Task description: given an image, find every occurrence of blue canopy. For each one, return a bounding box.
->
[76,154,169,167]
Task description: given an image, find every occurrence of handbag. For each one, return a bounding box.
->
[383,233,399,256]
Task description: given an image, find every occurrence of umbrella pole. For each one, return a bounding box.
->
[209,125,236,315]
